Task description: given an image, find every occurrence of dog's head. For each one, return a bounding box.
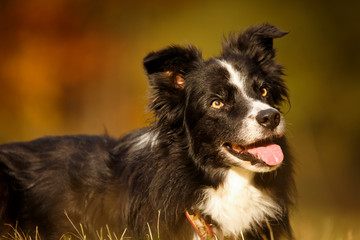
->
[144,24,289,173]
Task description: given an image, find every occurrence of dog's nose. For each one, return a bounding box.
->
[256,109,281,130]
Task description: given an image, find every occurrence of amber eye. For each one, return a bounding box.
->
[260,87,268,97]
[211,100,224,109]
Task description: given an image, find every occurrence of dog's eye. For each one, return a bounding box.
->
[211,100,224,109]
[260,87,268,97]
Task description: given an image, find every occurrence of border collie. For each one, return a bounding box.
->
[0,24,295,240]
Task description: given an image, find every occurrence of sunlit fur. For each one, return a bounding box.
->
[198,168,282,237]
[0,24,295,240]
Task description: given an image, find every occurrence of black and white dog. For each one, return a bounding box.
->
[0,24,295,239]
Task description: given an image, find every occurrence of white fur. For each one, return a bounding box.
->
[218,60,286,144]
[192,234,202,240]
[242,100,286,142]
[132,131,158,150]
[198,168,281,238]
[218,60,247,96]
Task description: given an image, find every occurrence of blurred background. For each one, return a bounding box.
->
[0,0,359,238]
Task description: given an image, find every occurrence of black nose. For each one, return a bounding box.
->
[256,109,281,130]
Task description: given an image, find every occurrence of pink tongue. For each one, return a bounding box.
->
[247,144,284,166]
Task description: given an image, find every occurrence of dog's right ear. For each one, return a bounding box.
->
[143,45,202,89]
[143,45,202,129]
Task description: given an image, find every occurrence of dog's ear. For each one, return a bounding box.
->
[223,24,289,106]
[222,24,288,63]
[143,45,202,129]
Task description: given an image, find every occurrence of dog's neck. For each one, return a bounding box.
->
[196,167,281,237]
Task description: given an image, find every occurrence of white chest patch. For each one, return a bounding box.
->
[198,168,281,237]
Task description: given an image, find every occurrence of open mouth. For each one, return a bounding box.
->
[223,140,284,166]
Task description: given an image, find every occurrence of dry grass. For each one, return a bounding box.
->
[1,211,160,240]
[2,222,132,240]
[62,211,128,240]
[3,209,360,240]
[1,222,128,240]
[292,208,360,240]
[2,222,40,240]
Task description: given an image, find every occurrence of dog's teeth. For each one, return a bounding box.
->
[231,144,243,152]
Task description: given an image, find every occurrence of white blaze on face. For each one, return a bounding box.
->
[217,60,285,144]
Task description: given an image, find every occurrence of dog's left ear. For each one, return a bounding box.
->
[222,24,288,63]
[143,45,202,128]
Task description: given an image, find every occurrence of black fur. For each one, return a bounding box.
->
[0,24,295,239]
